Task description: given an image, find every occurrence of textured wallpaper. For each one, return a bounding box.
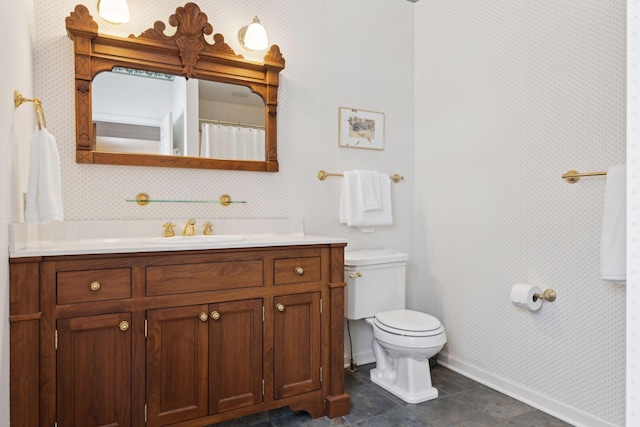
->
[415,1,626,425]
[0,0,35,424]
[34,0,415,235]
[11,0,629,426]
[626,1,639,425]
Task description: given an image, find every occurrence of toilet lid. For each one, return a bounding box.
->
[374,309,444,337]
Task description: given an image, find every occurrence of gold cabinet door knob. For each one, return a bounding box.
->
[199,312,208,322]
[210,311,221,320]
[90,281,101,291]
[276,303,285,312]
[119,321,129,331]
[294,267,304,275]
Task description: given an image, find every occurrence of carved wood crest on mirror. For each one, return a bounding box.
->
[66,3,285,171]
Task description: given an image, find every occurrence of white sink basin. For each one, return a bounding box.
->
[146,235,246,245]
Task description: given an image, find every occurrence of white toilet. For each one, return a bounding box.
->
[344,249,446,403]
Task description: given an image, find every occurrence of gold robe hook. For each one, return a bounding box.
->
[14,90,34,108]
[34,99,46,130]
[14,90,46,129]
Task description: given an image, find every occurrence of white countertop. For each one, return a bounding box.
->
[9,219,347,258]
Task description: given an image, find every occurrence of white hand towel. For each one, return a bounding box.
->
[339,171,358,224]
[600,164,626,282]
[25,128,64,223]
[355,170,382,211]
[339,171,392,232]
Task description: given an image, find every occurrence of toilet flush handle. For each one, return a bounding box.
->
[348,272,362,278]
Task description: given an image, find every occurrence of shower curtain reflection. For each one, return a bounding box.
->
[200,123,265,161]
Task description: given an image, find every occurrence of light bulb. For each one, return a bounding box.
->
[98,0,130,24]
[240,16,268,51]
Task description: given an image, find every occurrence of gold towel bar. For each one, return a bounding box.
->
[14,90,47,130]
[317,170,404,183]
[562,169,607,184]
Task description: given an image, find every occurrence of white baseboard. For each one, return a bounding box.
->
[437,352,619,427]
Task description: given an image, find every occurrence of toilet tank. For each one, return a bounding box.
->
[344,249,408,320]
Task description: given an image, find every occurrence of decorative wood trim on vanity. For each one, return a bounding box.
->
[9,258,42,427]
[326,244,351,417]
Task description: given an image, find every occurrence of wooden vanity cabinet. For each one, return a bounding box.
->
[208,299,264,414]
[146,299,264,426]
[56,312,133,427]
[146,304,211,426]
[9,244,350,427]
[273,292,321,400]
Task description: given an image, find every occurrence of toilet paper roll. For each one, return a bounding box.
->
[510,283,543,311]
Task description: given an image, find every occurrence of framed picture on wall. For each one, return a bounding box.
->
[338,107,385,150]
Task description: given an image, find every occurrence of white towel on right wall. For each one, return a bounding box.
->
[600,164,626,282]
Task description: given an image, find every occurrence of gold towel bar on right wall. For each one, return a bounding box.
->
[562,169,607,184]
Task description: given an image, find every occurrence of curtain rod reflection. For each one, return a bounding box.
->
[199,118,265,130]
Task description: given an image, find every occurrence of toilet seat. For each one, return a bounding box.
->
[374,309,444,337]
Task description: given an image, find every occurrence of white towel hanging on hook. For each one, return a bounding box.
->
[25,127,64,223]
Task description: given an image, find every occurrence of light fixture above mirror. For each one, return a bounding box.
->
[238,16,269,51]
[97,0,130,24]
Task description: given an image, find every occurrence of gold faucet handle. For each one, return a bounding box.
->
[183,219,196,236]
[163,222,175,237]
[203,221,213,235]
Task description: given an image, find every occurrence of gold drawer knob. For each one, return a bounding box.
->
[119,321,129,331]
[199,312,208,322]
[294,267,304,275]
[276,303,285,312]
[210,311,221,320]
[90,281,101,291]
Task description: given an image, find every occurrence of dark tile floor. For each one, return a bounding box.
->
[214,363,574,426]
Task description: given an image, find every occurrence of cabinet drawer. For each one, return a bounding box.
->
[57,268,132,304]
[146,260,264,296]
[274,257,321,285]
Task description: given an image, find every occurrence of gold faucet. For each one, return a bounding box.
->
[183,219,196,236]
[203,221,213,235]
[163,222,175,237]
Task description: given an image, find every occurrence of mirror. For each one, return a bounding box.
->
[93,72,266,159]
[66,3,285,171]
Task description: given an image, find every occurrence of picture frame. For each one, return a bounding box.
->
[338,107,385,150]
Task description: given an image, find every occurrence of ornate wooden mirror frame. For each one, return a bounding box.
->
[65,3,285,171]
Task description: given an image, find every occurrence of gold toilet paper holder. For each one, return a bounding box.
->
[533,289,556,303]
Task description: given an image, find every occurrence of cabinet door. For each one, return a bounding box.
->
[146,305,209,426]
[273,292,321,399]
[57,313,132,427]
[209,299,263,414]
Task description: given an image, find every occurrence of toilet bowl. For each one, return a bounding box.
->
[344,250,446,403]
[366,309,446,403]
